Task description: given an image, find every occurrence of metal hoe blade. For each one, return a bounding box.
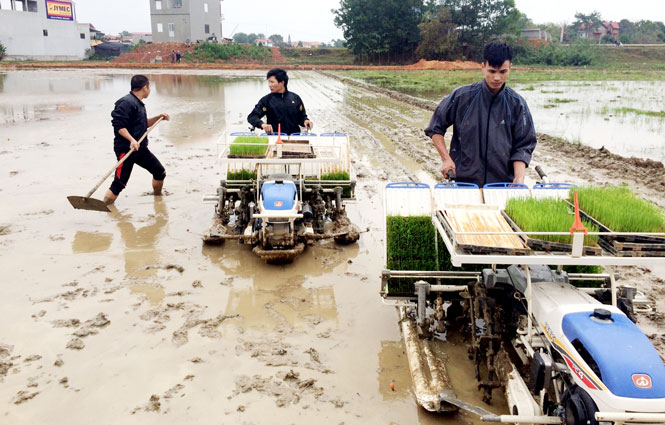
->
[67,196,111,212]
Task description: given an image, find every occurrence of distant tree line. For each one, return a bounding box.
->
[617,19,665,44]
[332,0,665,65]
[232,32,346,48]
[333,0,522,63]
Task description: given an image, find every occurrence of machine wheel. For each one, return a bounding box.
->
[561,385,599,425]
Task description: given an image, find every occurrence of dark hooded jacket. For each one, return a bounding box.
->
[111,92,148,153]
[425,81,537,187]
[247,90,309,135]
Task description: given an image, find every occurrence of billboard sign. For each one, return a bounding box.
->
[46,0,74,21]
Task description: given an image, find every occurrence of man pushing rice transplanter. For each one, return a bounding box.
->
[425,41,537,187]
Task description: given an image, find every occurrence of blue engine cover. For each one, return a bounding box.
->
[562,311,665,398]
[261,181,296,211]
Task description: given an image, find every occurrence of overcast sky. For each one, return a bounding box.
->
[72,0,664,40]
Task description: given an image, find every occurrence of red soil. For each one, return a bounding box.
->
[115,42,194,64]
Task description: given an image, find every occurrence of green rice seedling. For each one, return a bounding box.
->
[385,216,484,294]
[311,171,352,196]
[506,198,599,246]
[320,171,350,181]
[229,136,268,156]
[573,186,665,233]
[227,169,257,180]
[386,216,439,295]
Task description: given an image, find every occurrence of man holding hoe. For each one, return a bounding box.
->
[104,75,170,205]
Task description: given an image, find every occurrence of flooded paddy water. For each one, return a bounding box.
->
[0,69,485,425]
[1,69,663,424]
[421,79,665,162]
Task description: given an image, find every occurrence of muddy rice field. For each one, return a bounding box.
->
[1,69,664,424]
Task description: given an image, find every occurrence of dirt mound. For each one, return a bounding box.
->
[115,42,194,64]
[404,59,481,70]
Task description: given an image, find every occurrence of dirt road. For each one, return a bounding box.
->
[0,69,663,424]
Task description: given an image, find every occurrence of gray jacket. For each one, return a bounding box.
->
[425,81,537,187]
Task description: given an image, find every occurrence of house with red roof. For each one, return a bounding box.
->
[578,21,620,40]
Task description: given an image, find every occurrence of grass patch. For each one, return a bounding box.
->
[281,47,355,65]
[574,186,665,233]
[229,136,268,156]
[227,169,257,180]
[612,107,665,118]
[341,68,665,98]
[506,198,599,246]
[541,90,564,94]
[184,42,270,63]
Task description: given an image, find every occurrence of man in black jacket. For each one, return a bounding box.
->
[425,41,537,187]
[247,68,313,134]
[103,75,170,205]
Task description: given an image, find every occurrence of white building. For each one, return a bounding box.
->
[0,0,90,60]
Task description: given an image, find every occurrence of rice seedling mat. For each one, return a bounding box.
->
[440,205,529,255]
[501,210,602,256]
[575,203,665,246]
[570,186,665,246]
[228,136,269,158]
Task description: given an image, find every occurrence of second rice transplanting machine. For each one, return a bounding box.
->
[202,130,360,262]
[381,168,665,425]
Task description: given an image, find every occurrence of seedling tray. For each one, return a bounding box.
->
[598,239,665,257]
[501,211,602,256]
[439,206,530,256]
[573,203,665,245]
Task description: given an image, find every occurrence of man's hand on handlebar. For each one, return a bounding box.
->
[261,123,273,134]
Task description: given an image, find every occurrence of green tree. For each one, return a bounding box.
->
[120,30,132,36]
[247,33,259,44]
[416,7,460,60]
[332,39,346,48]
[233,32,249,43]
[269,34,284,45]
[333,0,424,63]
[619,19,636,43]
[632,20,665,43]
[439,0,521,60]
[0,40,6,61]
[571,11,602,40]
